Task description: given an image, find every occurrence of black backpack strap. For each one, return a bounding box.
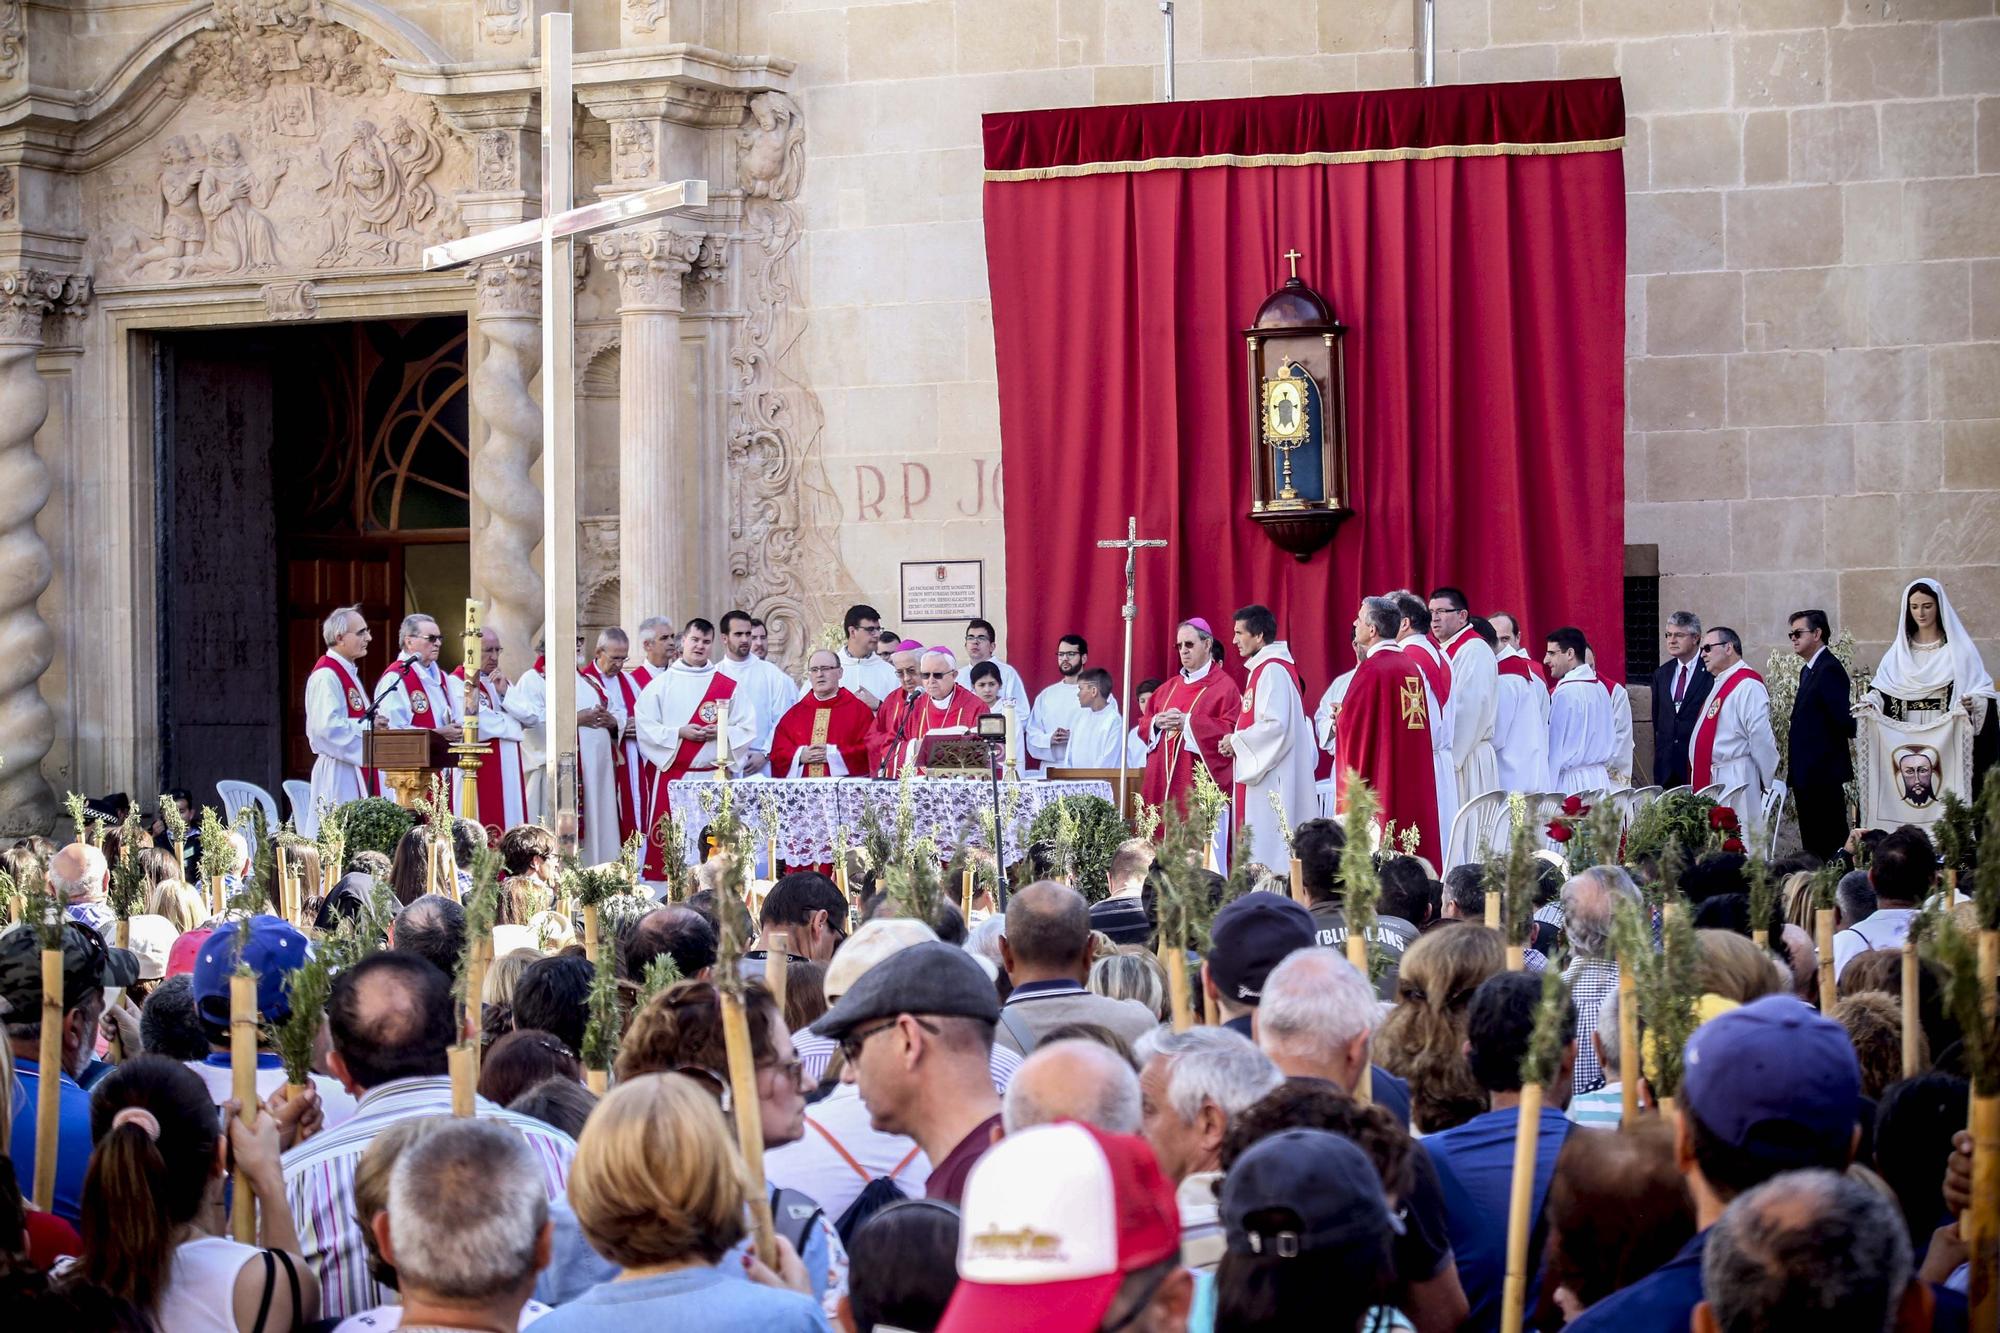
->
[769,1185,826,1261]
[996,1006,1038,1056]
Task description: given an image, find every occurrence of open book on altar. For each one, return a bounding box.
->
[914,731,996,778]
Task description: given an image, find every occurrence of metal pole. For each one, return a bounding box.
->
[1161,2,1175,102]
[1416,0,1436,87]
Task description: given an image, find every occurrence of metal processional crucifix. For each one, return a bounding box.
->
[1096,516,1168,815]
[422,13,707,855]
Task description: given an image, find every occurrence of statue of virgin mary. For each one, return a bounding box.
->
[1859,578,1996,782]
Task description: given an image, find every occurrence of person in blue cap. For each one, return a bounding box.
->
[188,914,353,1136]
[1565,994,1862,1333]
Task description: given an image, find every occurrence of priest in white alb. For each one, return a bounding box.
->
[1390,592,1460,838]
[629,615,676,692]
[717,609,800,776]
[1312,654,1356,820]
[504,635,549,822]
[1493,623,1551,795]
[449,625,528,839]
[1430,588,1500,803]
[1588,648,1636,787]
[574,628,634,866]
[303,604,376,835]
[1059,668,1130,769]
[636,618,755,880]
[580,627,648,853]
[1686,626,1780,822]
[371,612,463,797]
[1545,627,1616,794]
[964,618,1033,730]
[837,603,899,709]
[1026,634,1091,764]
[1217,604,1316,871]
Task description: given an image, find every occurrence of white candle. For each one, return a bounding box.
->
[1004,702,1019,769]
[715,700,733,767]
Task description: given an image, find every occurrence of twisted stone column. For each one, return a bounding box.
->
[589,226,704,635]
[470,255,546,676]
[0,270,85,834]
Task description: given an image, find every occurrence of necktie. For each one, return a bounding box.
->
[1673,663,1687,704]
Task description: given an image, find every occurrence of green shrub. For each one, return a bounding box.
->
[334,797,416,862]
[1026,795,1128,902]
[1623,789,1720,870]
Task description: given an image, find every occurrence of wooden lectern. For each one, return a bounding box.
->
[365,728,458,807]
[1046,767,1148,820]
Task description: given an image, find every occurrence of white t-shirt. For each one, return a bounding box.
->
[764,1082,933,1223]
[158,1235,266,1333]
[334,1300,550,1330]
[188,1056,360,1132]
[1832,907,1917,982]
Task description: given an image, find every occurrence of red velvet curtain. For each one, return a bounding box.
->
[983,79,1626,715]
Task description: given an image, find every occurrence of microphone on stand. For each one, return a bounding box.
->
[362,653,421,727]
[877,685,922,780]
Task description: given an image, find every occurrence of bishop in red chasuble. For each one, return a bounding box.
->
[1335,602,1442,867]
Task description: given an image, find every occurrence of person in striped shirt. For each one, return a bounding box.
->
[282,952,575,1319]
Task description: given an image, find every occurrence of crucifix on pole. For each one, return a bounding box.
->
[422,12,708,857]
[1096,516,1167,817]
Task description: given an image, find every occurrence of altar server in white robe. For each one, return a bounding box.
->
[837,603,899,709]
[1312,661,1356,819]
[303,604,375,835]
[717,609,800,775]
[504,638,549,821]
[1059,668,1131,769]
[1588,648,1636,787]
[635,618,756,881]
[1493,640,1551,794]
[1027,634,1092,764]
[964,618,1033,737]
[1545,627,1615,794]
[1218,605,1317,871]
[372,612,463,797]
[450,626,528,837]
[1389,592,1459,837]
[1430,589,1501,802]
[1686,626,1781,822]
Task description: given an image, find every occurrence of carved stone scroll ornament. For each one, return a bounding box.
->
[0,167,14,222]
[625,0,671,34]
[479,0,529,44]
[469,254,546,678]
[726,92,851,670]
[477,131,518,192]
[262,279,318,319]
[0,1,22,81]
[0,269,89,833]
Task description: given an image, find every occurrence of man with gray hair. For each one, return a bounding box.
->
[998,882,1158,1054]
[629,614,676,689]
[1834,869,1877,931]
[1687,625,1779,820]
[1256,946,1414,1127]
[1002,1038,1143,1135]
[1652,610,1712,789]
[1135,1026,1281,1270]
[372,1119,554,1331]
[1695,1169,1915,1333]
[372,612,464,785]
[1560,865,1640,1094]
[306,602,377,825]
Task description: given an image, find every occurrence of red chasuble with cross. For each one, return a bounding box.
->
[900,687,986,774]
[1334,648,1442,866]
[1140,666,1238,820]
[1689,666,1765,792]
[773,688,874,778]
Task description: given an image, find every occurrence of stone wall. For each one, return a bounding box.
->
[738,0,2000,677]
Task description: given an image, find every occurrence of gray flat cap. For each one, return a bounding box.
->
[814,939,999,1042]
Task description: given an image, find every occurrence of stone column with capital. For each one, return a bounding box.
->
[469,253,547,674]
[589,226,706,636]
[0,269,87,833]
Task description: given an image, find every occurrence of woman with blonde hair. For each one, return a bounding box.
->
[1694,929,1787,1004]
[531,1073,826,1332]
[1088,949,1170,1022]
[147,880,208,934]
[1376,924,1506,1133]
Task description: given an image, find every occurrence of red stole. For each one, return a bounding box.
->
[1497,655,1534,682]
[1231,655,1302,820]
[1440,628,1480,662]
[1690,667,1764,791]
[580,665,642,845]
[629,664,657,691]
[1334,649,1441,865]
[450,666,524,838]
[400,663,440,728]
[642,670,738,877]
[1403,640,1452,707]
[775,689,872,778]
[316,654,374,790]
[1142,668,1238,817]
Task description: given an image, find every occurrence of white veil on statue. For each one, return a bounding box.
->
[1871,578,1995,707]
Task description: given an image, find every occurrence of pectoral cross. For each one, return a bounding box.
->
[421,13,708,856]
[1095,516,1168,815]
[1283,248,1302,278]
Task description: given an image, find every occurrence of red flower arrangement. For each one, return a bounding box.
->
[1546,797,1592,845]
[1546,821,1574,843]
[1709,806,1739,831]
[1561,795,1587,817]
[1722,836,1746,854]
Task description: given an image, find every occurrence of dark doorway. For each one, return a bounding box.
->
[156,317,469,806]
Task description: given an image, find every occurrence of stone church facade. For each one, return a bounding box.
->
[5,0,1995,829]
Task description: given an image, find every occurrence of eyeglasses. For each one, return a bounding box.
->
[418,633,442,643]
[1056,650,1082,659]
[757,1056,807,1086]
[921,671,950,680]
[1700,642,1725,654]
[1787,629,1809,640]
[838,1014,939,1063]
[673,1063,732,1113]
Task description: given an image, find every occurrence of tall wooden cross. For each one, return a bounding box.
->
[422,13,708,854]
[1096,516,1168,814]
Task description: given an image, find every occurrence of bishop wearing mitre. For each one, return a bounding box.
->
[1336,598,1442,866]
[773,650,874,777]
[1218,605,1317,871]
[449,626,528,839]
[636,618,755,879]
[1141,618,1238,828]
[891,649,985,774]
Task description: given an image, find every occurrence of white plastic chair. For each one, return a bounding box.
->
[1627,785,1664,811]
[1714,783,1751,834]
[217,780,280,843]
[1446,790,1511,869]
[1607,787,1637,827]
[1761,779,1788,859]
[283,780,316,838]
[1658,785,1691,801]
[1693,783,1725,801]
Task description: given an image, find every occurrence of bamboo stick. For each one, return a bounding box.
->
[962,868,975,922]
[764,931,789,1016]
[583,903,601,965]
[768,836,779,882]
[277,844,291,922]
[1816,908,1837,1012]
[1969,1093,1999,1333]
[230,974,259,1243]
[1346,931,1372,1105]
[1202,987,1219,1026]
[1498,1082,1546,1333]
[1980,930,1998,1022]
[1619,969,1639,1129]
[449,1044,477,1117]
[1484,890,1501,933]
[585,1067,606,1095]
[1902,934,1921,1079]
[467,935,490,1052]
[719,988,776,1266]
[1289,857,1304,904]
[1163,942,1193,1032]
[426,830,438,899]
[115,917,129,950]
[31,948,60,1212]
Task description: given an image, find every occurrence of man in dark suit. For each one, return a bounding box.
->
[1786,608,1855,860]
[1651,610,1712,788]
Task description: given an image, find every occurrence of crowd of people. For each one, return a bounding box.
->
[3,751,1995,1332]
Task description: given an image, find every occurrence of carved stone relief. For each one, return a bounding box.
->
[725,92,853,668]
[611,121,656,183]
[479,0,530,45]
[262,279,318,320]
[0,1,22,80]
[477,131,518,191]
[89,4,470,286]
[625,0,672,35]
[0,167,14,223]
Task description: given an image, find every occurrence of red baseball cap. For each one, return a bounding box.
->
[166,927,214,979]
[936,1122,1180,1333]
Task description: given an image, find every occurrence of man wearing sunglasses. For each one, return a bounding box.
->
[1686,626,1780,828]
[1785,609,1856,859]
[370,612,464,799]
[891,649,985,775]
